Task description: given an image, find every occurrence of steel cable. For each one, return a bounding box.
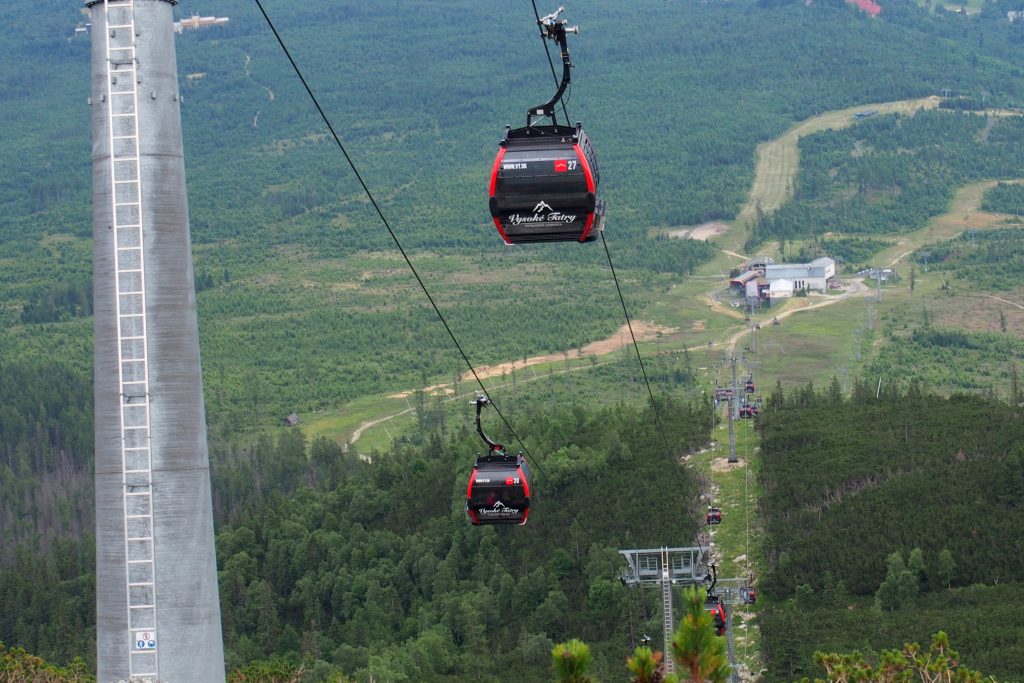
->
[252,0,626,576]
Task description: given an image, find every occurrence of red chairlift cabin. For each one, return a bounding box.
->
[706,506,722,525]
[740,586,757,605]
[706,595,727,635]
[465,395,532,526]
[745,379,755,393]
[488,8,605,245]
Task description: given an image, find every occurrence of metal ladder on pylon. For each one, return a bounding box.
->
[102,0,159,678]
[660,547,675,675]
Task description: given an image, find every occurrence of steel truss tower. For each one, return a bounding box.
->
[619,548,745,681]
[87,0,225,680]
[619,547,708,675]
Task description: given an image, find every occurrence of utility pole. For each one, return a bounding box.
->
[875,263,882,303]
[728,357,738,463]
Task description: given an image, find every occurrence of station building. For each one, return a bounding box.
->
[730,257,837,302]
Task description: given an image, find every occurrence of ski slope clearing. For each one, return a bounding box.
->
[736,97,941,226]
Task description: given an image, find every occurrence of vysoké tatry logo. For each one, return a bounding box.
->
[507,199,577,227]
[479,500,521,517]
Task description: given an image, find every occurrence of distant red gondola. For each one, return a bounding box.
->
[704,564,727,635]
[465,395,532,526]
[706,506,722,525]
[706,595,727,635]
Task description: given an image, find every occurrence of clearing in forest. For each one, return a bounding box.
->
[736,97,940,225]
[874,178,1024,268]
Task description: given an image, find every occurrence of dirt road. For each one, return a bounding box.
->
[722,279,868,353]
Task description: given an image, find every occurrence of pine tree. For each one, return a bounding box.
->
[552,639,597,683]
[669,587,730,683]
[937,548,956,589]
[803,631,995,682]
[555,587,730,683]
[626,646,666,683]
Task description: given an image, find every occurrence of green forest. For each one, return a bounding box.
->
[796,236,895,272]
[981,181,1024,215]
[6,0,1024,679]
[912,226,1024,290]
[756,385,1024,680]
[3,396,708,681]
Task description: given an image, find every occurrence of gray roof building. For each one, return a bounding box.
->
[764,257,836,282]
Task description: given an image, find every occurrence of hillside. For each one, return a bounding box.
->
[2,395,708,680]
[5,0,1024,678]
[756,387,1024,679]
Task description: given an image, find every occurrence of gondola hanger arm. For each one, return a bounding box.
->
[527,6,578,128]
[473,393,505,453]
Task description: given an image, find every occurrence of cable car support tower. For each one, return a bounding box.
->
[87,0,224,679]
[619,548,744,680]
[619,547,708,676]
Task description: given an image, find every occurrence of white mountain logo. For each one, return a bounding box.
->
[533,201,553,213]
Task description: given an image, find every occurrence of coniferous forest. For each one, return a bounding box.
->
[757,385,1024,680]
[3,396,708,681]
[5,0,1024,679]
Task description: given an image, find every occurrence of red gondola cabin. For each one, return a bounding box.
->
[706,506,722,525]
[487,8,605,245]
[489,123,604,244]
[465,451,532,526]
[706,595,727,636]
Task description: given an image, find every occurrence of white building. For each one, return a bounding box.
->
[763,257,835,292]
[769,278,795,298]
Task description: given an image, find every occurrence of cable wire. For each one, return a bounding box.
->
[601,232,707,535]
[251,0,546,467]
[600,232,673,459]
[252,0,627,576]
[531,0,572,126]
